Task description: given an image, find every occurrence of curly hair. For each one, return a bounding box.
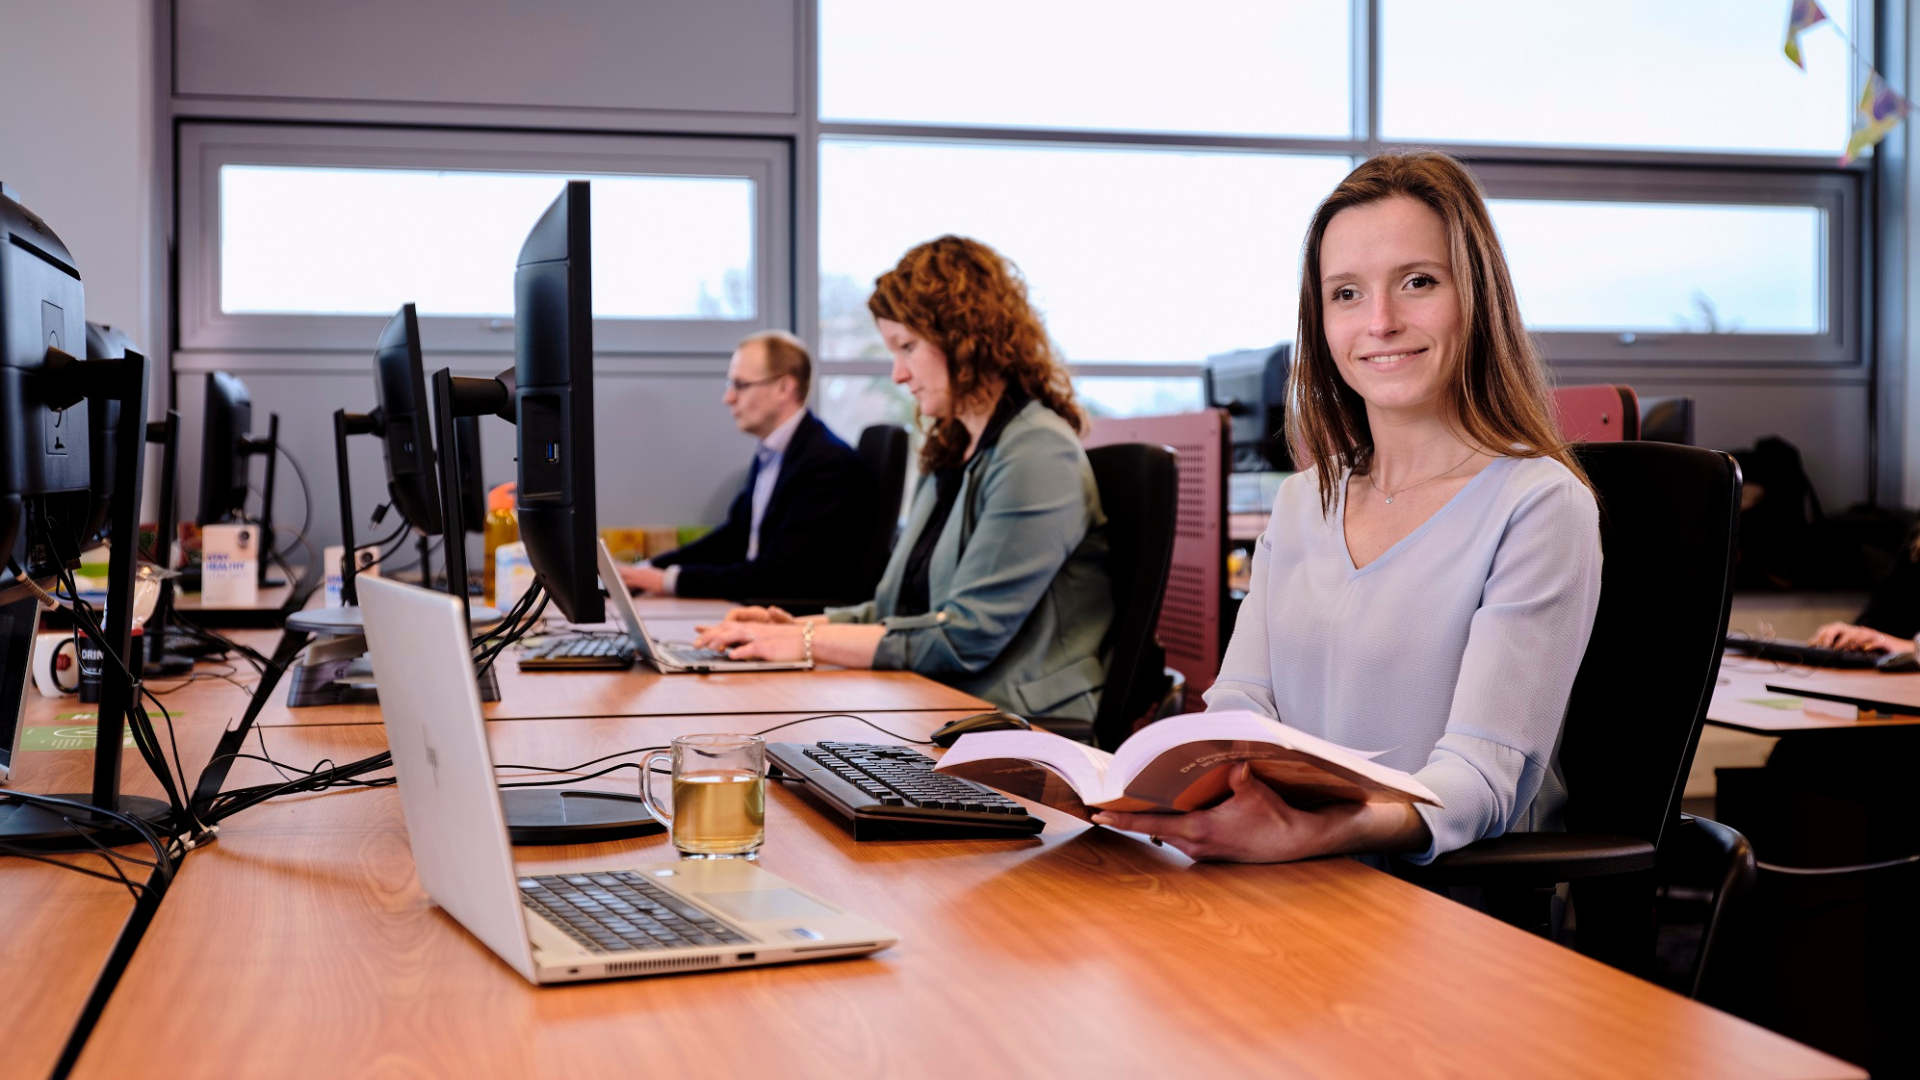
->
[868,236,1086,471]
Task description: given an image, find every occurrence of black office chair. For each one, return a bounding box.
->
[857,423,910,594]
[1061,442,1179,751]
[1661,813,1757,1005]
[1394,441,1743,977]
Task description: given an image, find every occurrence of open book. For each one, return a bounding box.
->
[933,711,1442,822]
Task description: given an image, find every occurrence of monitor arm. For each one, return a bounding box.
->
[446,367,516,424]
[27,346,163,828]
[333,407,385,607]
[429,368,516,624]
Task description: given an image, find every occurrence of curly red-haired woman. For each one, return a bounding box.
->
[697,236,1115,724]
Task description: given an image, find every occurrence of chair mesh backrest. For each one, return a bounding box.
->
[1086,443,1179,750]
[856,424,909,590]
[1560,442,1740,848]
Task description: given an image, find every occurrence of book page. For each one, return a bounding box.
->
[1109,712,1441,810]
[933,729,1113,796]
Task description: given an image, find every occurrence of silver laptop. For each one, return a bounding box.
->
[595,539,811,673]
[357,574,898,984]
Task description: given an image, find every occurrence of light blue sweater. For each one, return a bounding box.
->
[1206,455,1602,863]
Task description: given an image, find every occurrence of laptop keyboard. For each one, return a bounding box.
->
[519,871,751,954]
[660,643,734,666]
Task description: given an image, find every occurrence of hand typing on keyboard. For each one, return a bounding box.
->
[1809,621,1910,655]
[696,610,889,668]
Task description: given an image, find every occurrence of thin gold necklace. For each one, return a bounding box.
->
[1366,449,1477,505]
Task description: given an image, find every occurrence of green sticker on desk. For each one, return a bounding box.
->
[1741,697,1806,711]
[20,725,137,751]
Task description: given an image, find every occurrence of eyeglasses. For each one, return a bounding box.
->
[725,374,786,393]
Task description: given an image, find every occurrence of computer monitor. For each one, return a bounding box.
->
[1640,396,1696,446]
[372,304,443,536]
[0,596,40,784]
[196,371,256,526]
[511,181,602,624]
[1,184,92,570]
[0,185,170,848]
[456,415,486,534]
[81,323,140,545]
[1204,344,1294,473]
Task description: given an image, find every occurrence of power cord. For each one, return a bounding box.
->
[491,712,941,781]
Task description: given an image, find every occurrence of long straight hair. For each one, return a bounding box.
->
[1290,152,1588,512]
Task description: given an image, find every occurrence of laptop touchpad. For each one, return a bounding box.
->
[695,888,837,923]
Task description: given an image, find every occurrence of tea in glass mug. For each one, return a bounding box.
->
[642,733,766,859]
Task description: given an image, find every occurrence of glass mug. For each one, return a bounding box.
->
[641,733,767,859]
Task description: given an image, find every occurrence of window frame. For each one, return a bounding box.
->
[808,0,1872,379]
[1471,162,1862,367]
[178,122,791,355]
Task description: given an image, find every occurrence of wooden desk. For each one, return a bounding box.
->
[69,712,1861,1080]
[233,660,992,728]
[0,698,236,1080]
[1708,660,1920,735]
[189,598,993,727]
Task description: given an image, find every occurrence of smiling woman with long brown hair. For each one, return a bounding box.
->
[1096,152,1602,864]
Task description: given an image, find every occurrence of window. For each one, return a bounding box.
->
[1380,0,1859,155]
[820,0,1351,138]
[1472,164,1857,364]
[180,124,788,354]
[1491,200,1824,335]
[221,166,756,320]
[816,1,1871,398]
[819,141,1351,363]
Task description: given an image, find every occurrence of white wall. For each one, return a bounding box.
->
[163,0,803,558]
[0,0,155,358]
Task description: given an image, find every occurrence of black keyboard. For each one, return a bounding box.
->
[518,636,636,671]
[518,871,751,954]
[1726,639,1883,670]
[767,741,1043,841]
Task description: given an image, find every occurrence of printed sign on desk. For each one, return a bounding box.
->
[201,523,260,607]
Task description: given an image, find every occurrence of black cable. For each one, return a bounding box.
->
[496,761,646,788]
[0,790,176,890]
[356,517,412,569]
[383,536,440,575]
[43,548,194,826]
[0,842,154,900]
[167,613,272,676]
[492,712,941,779]
[260,442,312,562]
[473,580,543,648]
[473,588,548,680]
[197,752,397,824]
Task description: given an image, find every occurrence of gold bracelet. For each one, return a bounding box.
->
[801,620,815,669]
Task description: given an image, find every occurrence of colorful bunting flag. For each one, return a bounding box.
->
[1842,71,1913,164]
[1783,0,1829,70]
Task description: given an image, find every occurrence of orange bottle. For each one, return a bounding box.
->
[481,482,518,607]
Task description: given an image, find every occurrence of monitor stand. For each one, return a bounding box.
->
[282,622,500,707]
[500,789,664,845]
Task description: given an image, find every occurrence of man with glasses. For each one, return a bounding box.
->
[621,331,877,602]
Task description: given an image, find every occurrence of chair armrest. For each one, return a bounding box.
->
[1393,832,1657,886]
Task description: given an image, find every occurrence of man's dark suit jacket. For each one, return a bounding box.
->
[650,410,878,602]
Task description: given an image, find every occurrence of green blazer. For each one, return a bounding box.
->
[826,400,1114,721]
